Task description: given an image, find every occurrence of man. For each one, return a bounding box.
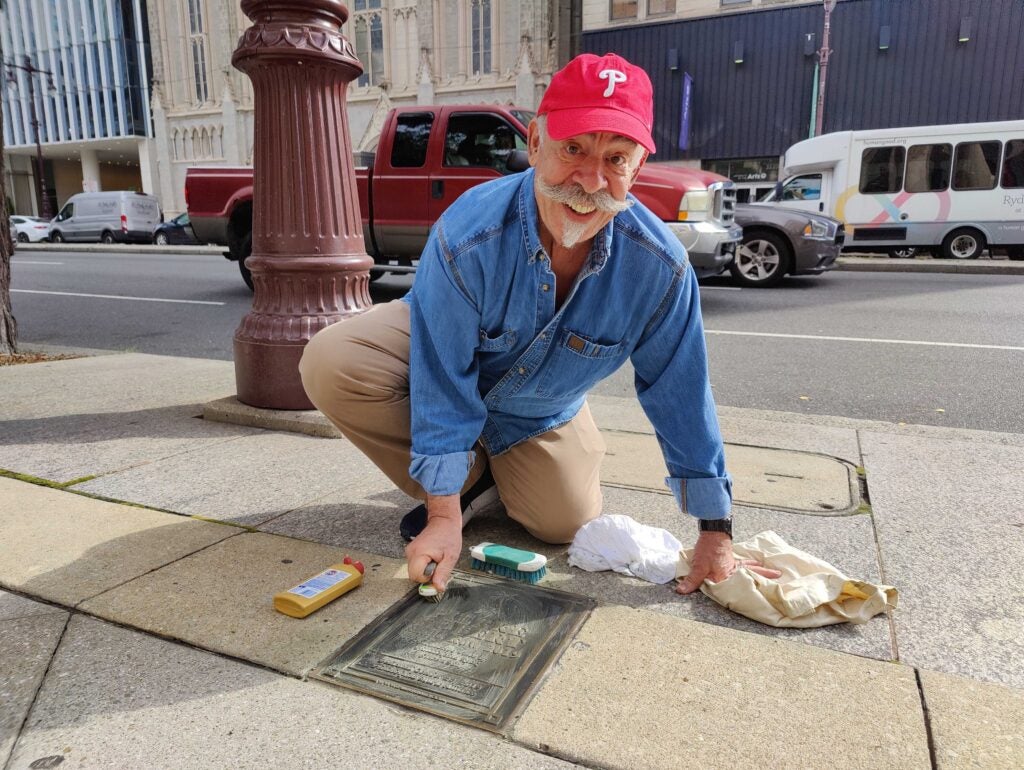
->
[300,53,780,596]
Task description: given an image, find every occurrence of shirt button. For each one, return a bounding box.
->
[542,284,550,292]
[518,367,526,375]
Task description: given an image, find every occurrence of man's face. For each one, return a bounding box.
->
[528,119,647,250]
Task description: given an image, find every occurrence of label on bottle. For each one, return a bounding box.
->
[288,568,350,598]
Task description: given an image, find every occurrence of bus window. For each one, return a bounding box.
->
[952,141,1001,191]
[1001,139,1024,188]
[860,147,905,194]
[905,144,951,193]
[780,175,821,201]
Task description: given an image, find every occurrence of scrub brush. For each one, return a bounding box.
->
[470,543,547,584]
[418,561,444,603]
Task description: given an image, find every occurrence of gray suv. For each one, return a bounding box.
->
[730,204,845,288]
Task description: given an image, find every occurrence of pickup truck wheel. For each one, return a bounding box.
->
[941,228,985,260]
[238,233,254,291]
[730,231,791,288]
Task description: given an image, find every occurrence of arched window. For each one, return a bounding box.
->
[186,0,210,104]
[470,0,491,75]
[352,0,386,87]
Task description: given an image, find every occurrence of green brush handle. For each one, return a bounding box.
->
[470,542,547,572]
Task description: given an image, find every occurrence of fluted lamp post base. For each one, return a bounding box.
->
[232,0,372,410]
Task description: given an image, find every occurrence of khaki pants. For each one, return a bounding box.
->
[298,300,604,544]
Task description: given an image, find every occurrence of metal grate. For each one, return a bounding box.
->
[710,181,736,226]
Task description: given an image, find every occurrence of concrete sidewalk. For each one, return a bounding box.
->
[2,352,1023,769]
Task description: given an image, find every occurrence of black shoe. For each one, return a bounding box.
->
[400,466,499,542]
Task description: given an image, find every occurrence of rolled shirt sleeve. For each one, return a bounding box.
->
[406,223,488,496]
[630,265,733,520]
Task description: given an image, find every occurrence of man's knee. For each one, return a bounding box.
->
[507,493,602,544]
[298,322,362,412]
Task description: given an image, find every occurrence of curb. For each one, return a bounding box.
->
[836,255,1024,275]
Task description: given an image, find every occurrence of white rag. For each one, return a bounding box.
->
[567,514,682,584]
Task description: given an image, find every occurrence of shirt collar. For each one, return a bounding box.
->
[518,167,617,273]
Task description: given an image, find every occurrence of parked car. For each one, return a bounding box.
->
[186,104,741,289]
[730,204,845,287]
[10,215,50,243]
[152,212,199,245]
[48,191,162,245]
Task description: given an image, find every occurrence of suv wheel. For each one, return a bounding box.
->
[101,231,116,245]
[730,231,791,288]
[887,247,916,259]
[154,232,170,246]
[941,228,985,260]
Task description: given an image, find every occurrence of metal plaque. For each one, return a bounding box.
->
[312,570,594,732]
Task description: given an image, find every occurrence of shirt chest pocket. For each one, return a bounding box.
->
[537,329,627,398]
[478,328,517,353]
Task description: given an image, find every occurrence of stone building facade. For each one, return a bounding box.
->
[148,0,567,216]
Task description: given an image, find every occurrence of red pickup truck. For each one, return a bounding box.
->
[186,105,742,289]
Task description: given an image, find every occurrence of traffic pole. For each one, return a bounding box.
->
[231,0,373,409]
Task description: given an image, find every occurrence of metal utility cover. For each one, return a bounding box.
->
[312,570,594,732]
[602,430,859,514]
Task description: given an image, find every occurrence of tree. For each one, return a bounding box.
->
[1,5,18,356]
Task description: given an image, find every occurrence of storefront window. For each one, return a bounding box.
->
[611,1,637,20]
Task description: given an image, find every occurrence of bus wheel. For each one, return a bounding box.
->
[941,228,986,260]
[1007,246,1024,261]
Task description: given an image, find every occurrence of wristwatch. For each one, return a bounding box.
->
[698,516,733,538]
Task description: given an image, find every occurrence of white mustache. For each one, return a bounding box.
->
[536,178,634,214]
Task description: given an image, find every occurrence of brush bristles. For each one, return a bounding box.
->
[418,584,444,602]
[470,558,546,584]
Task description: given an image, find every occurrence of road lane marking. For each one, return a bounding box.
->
[11,260,64,265]
[699,285,742,291]
[12,289,226,306]
[705,329,1024,352]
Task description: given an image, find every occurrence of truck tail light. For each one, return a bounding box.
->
[677,190,710,222]
[121,214,128,232]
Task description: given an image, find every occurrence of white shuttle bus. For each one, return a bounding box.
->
[761,120,1024,260]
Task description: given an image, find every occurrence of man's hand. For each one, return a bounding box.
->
[675,531,782,594]
[405,493,462,592]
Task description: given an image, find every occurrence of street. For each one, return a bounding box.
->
[9,247,1024,433]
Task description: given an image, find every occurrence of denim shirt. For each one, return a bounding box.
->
[404,168,731,520]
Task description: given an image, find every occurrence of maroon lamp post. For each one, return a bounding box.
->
[232,0,373,409]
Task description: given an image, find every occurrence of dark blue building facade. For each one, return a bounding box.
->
[582,0,1024,188]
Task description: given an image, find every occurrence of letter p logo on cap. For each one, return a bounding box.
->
[598,68,627,97]
[537,53,657,153]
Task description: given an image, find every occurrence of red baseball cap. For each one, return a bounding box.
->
[538,53,656,153]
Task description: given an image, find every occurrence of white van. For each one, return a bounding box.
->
[48,191,162,245]
[762,120,1024,260]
